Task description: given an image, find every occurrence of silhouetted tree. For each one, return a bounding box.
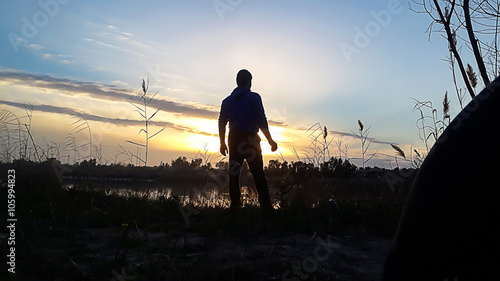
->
[171,156,189,167]
[190,158,202,168]
[412,0,499,103]
[320,157,357,179]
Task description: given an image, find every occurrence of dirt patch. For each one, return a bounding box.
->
[66,225,392,280]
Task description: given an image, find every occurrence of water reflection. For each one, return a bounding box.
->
[62,184,264,208]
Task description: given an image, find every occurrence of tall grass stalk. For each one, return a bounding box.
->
[390,144,425,169]
[303,122,333,167]
[0,109,26,162]
[335,136,350,161]
[412,92,451,153]
[126,78,164,166]
[352,120,376,168]
[66,113,93,163]
[21,104,34,159]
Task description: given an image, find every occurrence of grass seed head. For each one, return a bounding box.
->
[391,144,406,159]
[141,78,147,94]
[466,64,478,88]
[414,149,421,158]
[443,91,450,119]
[358,120,364,132]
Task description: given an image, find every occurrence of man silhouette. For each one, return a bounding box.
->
[218,69,278,211]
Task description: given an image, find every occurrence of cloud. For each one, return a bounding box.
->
[11,42,75,65]
[0,71,219,119]
[81,22,150,56]
[0,71,397,161]
[26,44,43,50]
[297,125,393,147]
[82,37,120,49]
[328,129,394,146]
[0,99,214,137]
[0,71,300,131]
[40,53,76,65]
[111,80,130,88]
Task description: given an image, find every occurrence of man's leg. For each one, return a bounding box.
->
[246,141,272,210]
[228,131,244,209]
[228,157,243,209]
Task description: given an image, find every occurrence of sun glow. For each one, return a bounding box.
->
[260,126,285,155]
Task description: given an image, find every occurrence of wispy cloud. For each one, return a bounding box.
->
[26,44,43,50]
[0,99,213,137]
[327,129,394,146]
[0,71,219,119]
[296,126,394,147]
[82,37,120,50]
[0,71,394,145]
[0,71,299,130]
[82,22,150,56]
[40,53,76,65]
[12,42,76,65]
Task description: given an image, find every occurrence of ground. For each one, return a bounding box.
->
[12,216,392,281]
[0,161,403,281]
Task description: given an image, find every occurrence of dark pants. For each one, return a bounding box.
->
[228,129,272,209]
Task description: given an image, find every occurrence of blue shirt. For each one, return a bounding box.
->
[218,86,269,134]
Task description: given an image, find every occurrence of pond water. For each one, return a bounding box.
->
[63,182,263,208]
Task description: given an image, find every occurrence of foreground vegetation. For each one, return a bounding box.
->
[0,158,415,280]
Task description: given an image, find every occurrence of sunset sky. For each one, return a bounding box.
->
[0,0,479,167]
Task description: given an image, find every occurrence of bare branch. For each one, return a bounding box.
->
[464,0,491,85]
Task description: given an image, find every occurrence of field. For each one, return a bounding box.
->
[0,158,416,281]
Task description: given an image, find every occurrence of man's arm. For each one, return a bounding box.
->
[218,100,229,156]
[219,122,228,156]
[261,127,278,152]
[255,94,277,152]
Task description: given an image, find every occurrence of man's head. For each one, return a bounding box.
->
[236,69,252,89]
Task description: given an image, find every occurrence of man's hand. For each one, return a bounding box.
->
[261,127,278,152]
[220,142,228,156]
[269,140,278,152]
